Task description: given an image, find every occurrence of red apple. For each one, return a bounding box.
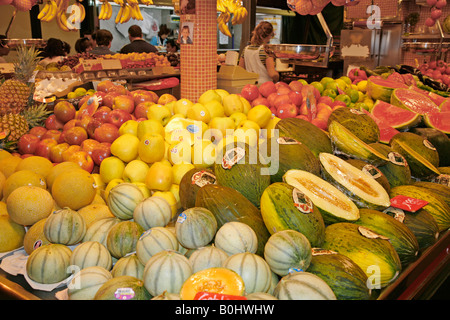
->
[96,80,115,93]
[275,81,290,90]
[109,84,129,95]
[61,145,81,162]
[112,95,135,114]
[276,103,298,119]
[69,151,94,173]
[91,142,111,166]
[86,118,103,139]
[288,80,303,92]
[134,101,154,119]
[78,115,94,131]
[64,126,88,145]
[21,154,34,159]
[54,101,76,123]
[267,92,279,108]
[94,123,120,144]
[296,114,310,121]
[258,81,277,98]
[131,90,156,106]
[318,95,334,105]
[103,92,121,108]
[106,109,133,128]
[18,134,40,155]
[311,118,328,130]
[93,107,111,122]
[28,126,47,139]
[41,129,62,142]
[81,138,100,156]
[331,100,347,109]
[35,138,58,159]
[240,84,260,102]
[45,114,65,131]
[63,119,78,132]
[251,97,271,108]
[49,142,70,163]
[277,85,292,96]
[288,90,303,106]
[274,94,291,110]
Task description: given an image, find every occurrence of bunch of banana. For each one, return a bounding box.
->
[231,6,247,25]
[113,0,124,5]
[140,0,153,5]
[38,0,58,22]
[68,1,86,26]
[217,0,227,13]
[115,3,132,24]
[56,9,77,32]
[222,0,241,14]
[74,1,86,23]
[130,3,143,21]
[98,0,113,20]
[217,11,231,37]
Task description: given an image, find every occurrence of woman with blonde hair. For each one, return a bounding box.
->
[239,21,279,84]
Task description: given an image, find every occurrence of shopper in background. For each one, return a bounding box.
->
[75,37,93,54]
[89,29,115,56]
[151,24,171,47]
[63,41,71,55]
[38,38,67,67]
[120,25,158,54]
[0,35,10,63]
[166,38,179,53]
[239,21,279,84]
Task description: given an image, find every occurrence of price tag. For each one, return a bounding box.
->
[194,292,247,300]
[390,195,428,212]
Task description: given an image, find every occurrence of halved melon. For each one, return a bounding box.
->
[370,100,421,130]
[283,169,360,225]
[319,153,391,210]
[424,111,450,134]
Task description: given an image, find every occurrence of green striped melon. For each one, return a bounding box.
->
[68,266,112,300]
[322,222,401,289]
[175,207,218,249]
[390,185,450,232]
[383,207,439,251]
[263,229,312,277]
[179,168,216,210]
[413,181,450,207]
[82,217,121,248]
[267,271,280,295]
[283,169,360,225]
[135,226,179,265]
[319,153,391,210]
[354,209,419,267]
[273,271,337,300]
[260,182,325,247]
[195,184,271,257]
[69,241,112,271]
[111,253,145,280]
[188,245,229,273]
[307,248,371,300]
[214,221,258,255]
[94,275,152,300]
[222,252,272,294]
[26,243,72,284]
[43,208,86,246]
[106,221,144,259]
[107,183,145,220]
[275,117,332,157]
[133,196,172,230]
[143,250,192,296]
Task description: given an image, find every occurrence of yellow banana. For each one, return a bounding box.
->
[99,1,106,20]
[56,10,69,31]
[37,1,51,20]
[78,2,86,22]
[115,5,124,24]
[41,0,57,22]
[105,1,113,19]
[217,0,226,12]
[218,21,231,37]
[120,4,131,23]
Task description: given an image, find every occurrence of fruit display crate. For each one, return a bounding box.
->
[0,229,448,300]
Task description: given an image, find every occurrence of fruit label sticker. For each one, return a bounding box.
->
[114,287,135,300]
[288,267,303,274]
[177,212,187,224]
[292,188,313,214]
[362,164,382,179]
[388,152,408,167]
[311,248,338,256]
[222,147,245,170]
[277,137,301,145]
[358,226,390,240]
[383,207,405,223]
[191,170,217,187]
[434,174,450,187]
[186,124,200,134]
[194,292,247,300]
[390,195,428,212]
[423,139,436,151]
[349,108,365,115]
[139,229,152,241]
[33,240,43,251]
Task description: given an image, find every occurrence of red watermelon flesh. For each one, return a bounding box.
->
[424,112,450,134]
[361,108,400,144]
[439,99,450,112]
[391,88,440,115]
[371,100,421,130]
[410,86,447,106]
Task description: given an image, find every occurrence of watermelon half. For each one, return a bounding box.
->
[439,99,450,112]
[391,88,440,115]
[424,112,450,134]
[361,108,400,144]
[366,76,409,103]
[371,100,421,130]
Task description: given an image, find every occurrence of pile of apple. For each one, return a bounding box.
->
[17,80,165,173]
[240,80,343,131]
[418,59,450,86]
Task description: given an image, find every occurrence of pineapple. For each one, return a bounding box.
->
[0,103,52,151]
[0,45,41,116]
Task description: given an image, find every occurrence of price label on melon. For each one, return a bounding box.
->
[191,170,217,187]
[390,195,428,212]
[114,287,135,300]
[194,292,247,300]
[292,188,313,214]
[434,174,450,187]
[222,147,245,170]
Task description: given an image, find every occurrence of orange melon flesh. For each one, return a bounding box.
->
[179,267,245,300]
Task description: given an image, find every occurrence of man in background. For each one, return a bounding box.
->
[120,25,158,54]
[90,29,115,56]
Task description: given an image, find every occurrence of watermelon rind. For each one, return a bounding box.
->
[371,100,422,130]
